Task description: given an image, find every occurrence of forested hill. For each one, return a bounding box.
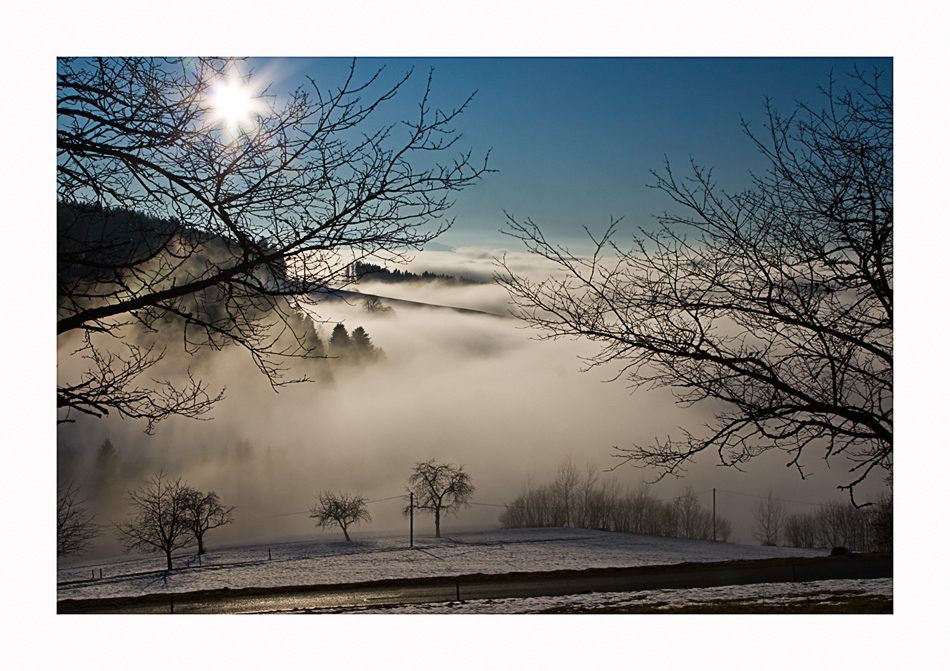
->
[352,262,485,285]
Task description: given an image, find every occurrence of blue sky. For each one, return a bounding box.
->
[251,57,892,249]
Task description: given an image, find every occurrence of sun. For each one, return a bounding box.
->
[209,75,258,135]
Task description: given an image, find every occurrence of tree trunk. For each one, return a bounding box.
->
[165,550,173,571]
[342,524,351,542]
[197,533,205,555]
[435,508,441,538]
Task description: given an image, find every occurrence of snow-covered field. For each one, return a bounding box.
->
[49,526,902,669]
[59,526,837,603]
[312,577,892,614]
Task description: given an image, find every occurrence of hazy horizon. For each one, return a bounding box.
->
[57,246,888,560]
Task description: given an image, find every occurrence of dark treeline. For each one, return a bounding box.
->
[58,200,393,435]
[775,497,892,553]
[59,201,385,371]
[499,457,892,552]
[351,261,484,285]
[499,458,732,542]
[58,200,293,296]
[328,323,384,363]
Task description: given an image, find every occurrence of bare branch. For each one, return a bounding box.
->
[498,71,891,498]
[58,57,491,431]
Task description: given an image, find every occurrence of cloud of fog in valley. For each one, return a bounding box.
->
[57,247,889,560]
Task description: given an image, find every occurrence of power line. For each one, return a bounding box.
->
[367,495,404,504]
[714,488,823,508]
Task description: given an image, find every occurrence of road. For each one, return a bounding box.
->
[57,553,892,614]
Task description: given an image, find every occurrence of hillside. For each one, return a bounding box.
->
[58,527,831,602]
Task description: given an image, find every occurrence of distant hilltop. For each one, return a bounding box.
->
[349,261,486,286]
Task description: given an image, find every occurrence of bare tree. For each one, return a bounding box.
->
[499,479,560,529]
[620,483,653,534]
[57,480,100,558]
[815,500,870,551]
[114,472,192,570]
[405,460,475,538]
[675,486,705,540]
[784,512,818,549]
[57,57,490,432]
[553,456,581,527]
[498,69,891,502]
[362,295,395,315]
[712,513,733,544]
[869,489,892,552]
[310,491,371,541]
[752,490,786,546]
[499,472,733,542]
[181,488,235,555]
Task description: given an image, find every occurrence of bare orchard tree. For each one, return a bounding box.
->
[57,57,490,432]
[114,472,192,570]
[752,490,787,546]
[405,460,475,538]
[181,488,235,555]
[498,69,891,502]
[57,480,100,558]
[310,491,371,541]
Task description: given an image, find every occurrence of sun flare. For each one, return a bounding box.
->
[210,76,257,134]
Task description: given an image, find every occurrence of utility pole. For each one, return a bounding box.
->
[410,492,414,548]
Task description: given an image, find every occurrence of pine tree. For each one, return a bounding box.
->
[93,439,123,510]
[328,323,351,359]
[350,326,379,362]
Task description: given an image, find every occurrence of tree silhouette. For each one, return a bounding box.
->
[362,295,395,315]
[405,460,475,538]
[57,57,489,432]
[869,489,892,552]
[499,69,891,501]
[181,488,235,555]
[350,326,381,362]
[328,323,351,358]
[310,491,371,541]
[751,490,786,546]
[114,472,192,571]
[92,438,123,511]
[57,481,100,558]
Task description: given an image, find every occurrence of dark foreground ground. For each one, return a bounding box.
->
[537,588,892,613]
[58,553,892,614]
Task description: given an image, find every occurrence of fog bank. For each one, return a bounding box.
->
[57,250,888,560]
